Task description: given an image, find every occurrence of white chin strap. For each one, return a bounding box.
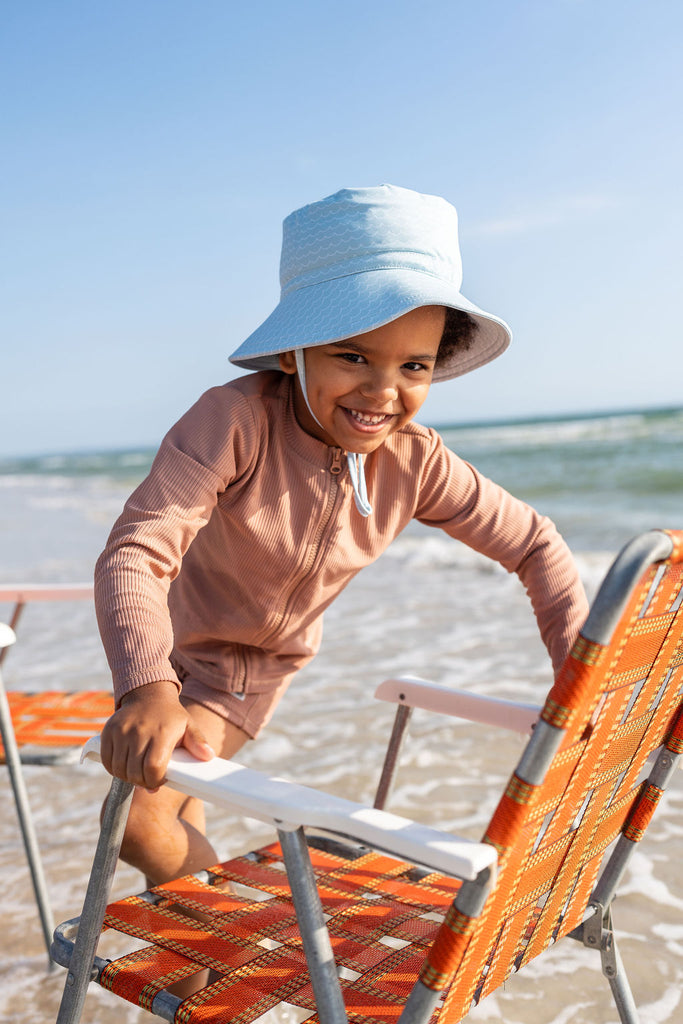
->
[295,349,373,518]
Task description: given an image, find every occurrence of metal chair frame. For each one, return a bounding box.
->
[52,531,683,1023]
[0,584,109,965]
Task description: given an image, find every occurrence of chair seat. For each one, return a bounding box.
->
[57,839,463,1023]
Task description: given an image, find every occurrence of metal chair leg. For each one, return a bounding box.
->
[572,904,640,1024]
[55,775,134,1024]
[374,703,413,810]
[0,662,55,967]
[277,826,348,1024]
[606,937,640,1024]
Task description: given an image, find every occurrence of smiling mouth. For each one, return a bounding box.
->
[346,408,393,428]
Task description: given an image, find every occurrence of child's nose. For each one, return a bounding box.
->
[359,369,399,401]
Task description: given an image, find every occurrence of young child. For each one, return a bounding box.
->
[95,184,589,886]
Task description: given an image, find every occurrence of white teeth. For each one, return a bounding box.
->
[350,409,388,426]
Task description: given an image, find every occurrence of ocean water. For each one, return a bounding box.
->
[0,405,682,1023]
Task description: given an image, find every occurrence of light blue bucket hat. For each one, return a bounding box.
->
[229,184,512,382]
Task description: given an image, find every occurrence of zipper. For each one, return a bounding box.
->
[271,447,343,636]
[330,447,343,476]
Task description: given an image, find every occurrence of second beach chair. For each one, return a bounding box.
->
[0,584,112,962]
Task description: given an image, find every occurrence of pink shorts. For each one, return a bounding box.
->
[176,667,291,740]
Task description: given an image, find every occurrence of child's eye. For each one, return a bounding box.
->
[339,352,366,364]
[403,361,429,372]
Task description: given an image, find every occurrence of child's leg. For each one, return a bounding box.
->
[119,702,249,885]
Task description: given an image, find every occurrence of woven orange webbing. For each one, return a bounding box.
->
[663,528,683,563]
[665,706,683,755]
[433,541,683,1023]
[78,532,683,1023]
[95,843,463,1023]
[0,690,113,760]
[541,561,660,735]
[623,784,663,842]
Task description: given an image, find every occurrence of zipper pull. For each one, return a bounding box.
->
[330,448,343,475]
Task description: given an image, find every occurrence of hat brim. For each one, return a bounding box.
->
[229,267,511,382]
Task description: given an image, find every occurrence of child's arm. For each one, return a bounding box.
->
[99,680,215,790]
[416,439,589,674]
[94,387,258,783]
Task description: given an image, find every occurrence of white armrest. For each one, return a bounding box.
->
[0,623,17,650]
[375,676,542,735]
[82,736,497,882]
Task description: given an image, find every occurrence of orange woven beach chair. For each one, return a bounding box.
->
[0,585,113,963]
[53,529,683,1024]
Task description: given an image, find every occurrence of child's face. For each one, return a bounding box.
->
[279,305,445,454]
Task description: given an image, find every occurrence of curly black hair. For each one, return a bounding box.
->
[436,307,478,368]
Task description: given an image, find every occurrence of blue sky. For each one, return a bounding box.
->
[3,0,682,456]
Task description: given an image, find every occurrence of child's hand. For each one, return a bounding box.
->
[100,680,215,790]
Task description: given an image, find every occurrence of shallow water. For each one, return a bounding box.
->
[1,407,682,1023]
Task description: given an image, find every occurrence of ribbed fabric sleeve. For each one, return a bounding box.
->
[94,371,588,705]
[413,431,587,673]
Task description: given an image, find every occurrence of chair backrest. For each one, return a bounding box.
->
[420,529,683,1021]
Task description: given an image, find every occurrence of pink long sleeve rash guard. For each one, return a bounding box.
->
[94,371,589,706]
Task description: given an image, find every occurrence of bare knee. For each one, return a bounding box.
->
[119,790,160,863]
[110,787,191,874]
